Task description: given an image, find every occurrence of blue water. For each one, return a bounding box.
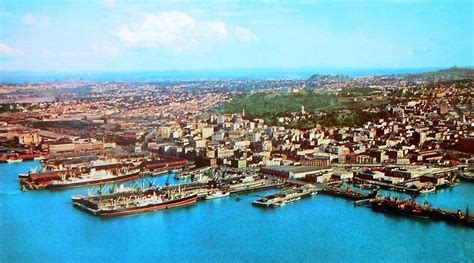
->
[1,161,473,262]
[0,68,440,84]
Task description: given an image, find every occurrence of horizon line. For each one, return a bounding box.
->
[1,65,473,74]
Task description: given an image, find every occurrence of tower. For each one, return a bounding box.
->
[301,105,305,115]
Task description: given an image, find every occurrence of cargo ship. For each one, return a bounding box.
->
[370,196,474,227]
[19,164,140,190]
[72,187,198,217]
[370,197,431,219]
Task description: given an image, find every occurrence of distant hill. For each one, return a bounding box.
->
[307,74,352,82]
[307,67,474,82]
[399,67,474,80]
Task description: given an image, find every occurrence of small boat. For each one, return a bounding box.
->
[6,159,22,163]
[205,190,230,200]
[420,186,436,194]
[174,173,189,180]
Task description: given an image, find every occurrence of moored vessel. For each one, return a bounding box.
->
[73,187,198,217]
[6,158,22,163]
[420,186,436,194]
[205,190,230,200]
[369,196,474,227]
[20,164,140,190]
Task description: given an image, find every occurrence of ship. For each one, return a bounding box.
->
[2,152,44,163]
[370,196,474,227]
[6,158,22,163]
[19,164,140,190]
[459,173,474,183]
[419,186,436,194]
[72,187,198,217]
[370,197,431,219]
[205,190,230,200]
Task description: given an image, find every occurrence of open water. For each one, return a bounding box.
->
[1,161,473,262]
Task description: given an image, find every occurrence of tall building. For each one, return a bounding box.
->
[15,132,41,145]
[201,126,214,139]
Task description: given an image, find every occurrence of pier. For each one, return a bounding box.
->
[252,185,319,208]
[352,177,419,194]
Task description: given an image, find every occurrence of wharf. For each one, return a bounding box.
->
[253,185,318,208]
[319,185,370,200]
[353,178,419,194]
[228,181,284,194]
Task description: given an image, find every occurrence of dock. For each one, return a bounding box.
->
[252,184,319,208]
[352,178,419,194]
[319,185,370,200]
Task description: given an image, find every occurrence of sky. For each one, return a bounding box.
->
[0,0,472,71]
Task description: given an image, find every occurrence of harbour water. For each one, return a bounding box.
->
[1,161,473,262]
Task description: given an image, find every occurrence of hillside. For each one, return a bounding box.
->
[221,90,337,121]
[401,67,474,81]
[307,74,352,82]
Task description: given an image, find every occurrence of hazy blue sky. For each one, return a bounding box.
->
[0,0,472,71]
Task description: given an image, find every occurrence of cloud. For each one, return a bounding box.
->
[234,26,259,42]
[21,13,49,27]
[116,11,258,52]
[101,0,117,8]
[0,43,23,56]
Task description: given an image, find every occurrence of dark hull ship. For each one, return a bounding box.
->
[370,197,474,227]
[72,187,198,217]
